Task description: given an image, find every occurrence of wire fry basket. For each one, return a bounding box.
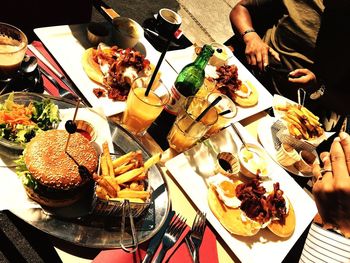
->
[90,153,152,218]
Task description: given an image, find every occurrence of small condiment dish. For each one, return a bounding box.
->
[238,143,271,178]
[112,17,143,48]
[209,42,233,67]
[87,22,110,46]
[216,152,240,177]
[75,120,97,142]
[276,143,300,167]
[294,150,317,175]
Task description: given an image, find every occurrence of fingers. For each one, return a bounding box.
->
[268,47,280,62]
[331,136,350,183]
[312,161,322,183]
[339,132,350,172]
[288,69,316,84]
[319,152,333,184]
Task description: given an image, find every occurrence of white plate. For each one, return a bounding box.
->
[34,24,178,116]
[165,124,317,263]
[257,116,317,177]
[165,46,274,123]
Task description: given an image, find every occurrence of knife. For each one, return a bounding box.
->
[27,45,92,107]
[142,210,175,263]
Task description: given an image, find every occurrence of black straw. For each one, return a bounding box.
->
[185,96,222,133]
[219,109,231,116]
[145,38,172,96]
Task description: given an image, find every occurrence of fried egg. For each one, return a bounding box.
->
[208,173,241,208]
[235,82,252,98]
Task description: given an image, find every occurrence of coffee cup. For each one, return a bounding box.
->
[156,8,182,39]
[0,23,28,81]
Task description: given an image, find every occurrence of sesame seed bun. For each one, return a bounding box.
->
[24,130,98,207]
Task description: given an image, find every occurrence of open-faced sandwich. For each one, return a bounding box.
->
[208,174,295,237]
[207,64,259,107]
[16,129,98,207]
[82,43,158,101]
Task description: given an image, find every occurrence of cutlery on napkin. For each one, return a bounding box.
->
[92,212,219,263]
[142,210,175,263]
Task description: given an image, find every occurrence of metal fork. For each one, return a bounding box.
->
[187,210,206,263]
[39,66,77,100]
[153,214,187,263]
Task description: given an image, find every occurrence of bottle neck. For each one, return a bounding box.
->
[193,45,214,70]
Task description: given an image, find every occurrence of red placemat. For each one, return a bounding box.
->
[26,41,71,96]
[93,225,218,263]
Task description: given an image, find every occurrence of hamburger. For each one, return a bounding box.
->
[16,129,98,208]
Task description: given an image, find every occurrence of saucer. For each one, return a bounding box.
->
[142,17,192,52]
[0,66,44,94]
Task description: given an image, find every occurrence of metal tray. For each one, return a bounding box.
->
[7,93,170,249]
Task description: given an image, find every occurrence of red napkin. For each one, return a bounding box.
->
[93,225,218,263]
[26,40,72,96]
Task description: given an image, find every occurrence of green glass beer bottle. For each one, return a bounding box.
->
[148,44,214,149]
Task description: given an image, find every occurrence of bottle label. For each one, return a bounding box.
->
[164,85,186,115]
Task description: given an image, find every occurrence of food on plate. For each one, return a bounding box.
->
[0,92,60,145]
[276,143,300,167]
[208,64,258,107]
[238,145,270,178]
[208,43,233,67]
[294,150,317,175]
[15,130,98,207]
[82,43,158,101]
[208,175,296,237]
[275,103,324,140]
[93,142,161,202]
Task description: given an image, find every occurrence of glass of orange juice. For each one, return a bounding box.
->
[122,76,170,136]
[167,96,218,153]
[204,92,237,138]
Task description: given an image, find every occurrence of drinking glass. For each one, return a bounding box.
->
[167,96,218,153]
[0,23,28,81]
[195,78,217,98]
[122,77,170,136]
[204,92,237,138]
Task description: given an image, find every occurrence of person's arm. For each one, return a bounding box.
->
[229,0,279,70]
[312,132,350,238]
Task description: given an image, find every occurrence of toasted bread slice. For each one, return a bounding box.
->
[267,197,296,238]
[208,186,261,236]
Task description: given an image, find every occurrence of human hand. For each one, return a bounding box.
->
[288,68,317,89]
[312,132,350,237]
[243,33,280,71]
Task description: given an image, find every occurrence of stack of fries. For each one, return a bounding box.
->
[93,142,161,203]
[275,103,324,140]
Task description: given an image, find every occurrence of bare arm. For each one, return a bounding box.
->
[229,0,279,70]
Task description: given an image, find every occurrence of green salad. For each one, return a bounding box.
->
[0,93,60,144]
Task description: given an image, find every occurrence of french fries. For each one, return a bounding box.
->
[93,141,161,202]
[276,103,324,140]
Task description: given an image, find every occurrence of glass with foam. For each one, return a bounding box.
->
[0,23,27,81]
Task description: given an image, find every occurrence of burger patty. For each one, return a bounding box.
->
[25,130,98,190]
